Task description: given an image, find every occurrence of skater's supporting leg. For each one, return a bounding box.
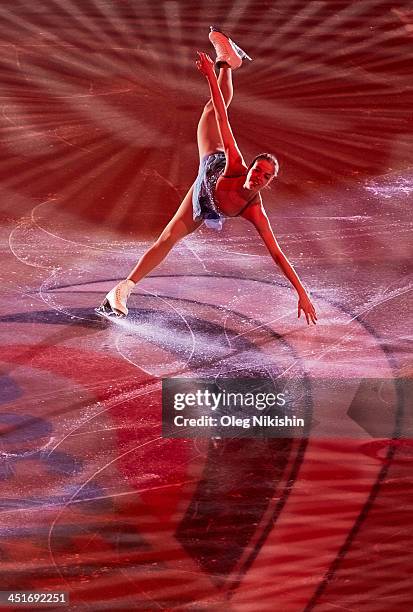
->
[127,185,200,284]
[97,186,201,317]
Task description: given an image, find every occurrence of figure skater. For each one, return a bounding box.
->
[97,27,317,325]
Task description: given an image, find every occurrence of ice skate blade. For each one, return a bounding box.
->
[95,300,125,320]
[232,42,252,62]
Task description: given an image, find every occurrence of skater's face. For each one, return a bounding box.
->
[245,159,277,191]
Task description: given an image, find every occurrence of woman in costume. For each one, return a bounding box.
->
[97,28,317,325]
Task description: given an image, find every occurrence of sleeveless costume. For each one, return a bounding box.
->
[192,151,255,231]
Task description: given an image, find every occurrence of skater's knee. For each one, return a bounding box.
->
[154,230,180,251]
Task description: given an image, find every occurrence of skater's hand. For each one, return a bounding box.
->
[298,293,317,325]
[196,51,216,79]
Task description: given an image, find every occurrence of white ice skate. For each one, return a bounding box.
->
[95,279,135,318]
[209,26,252,70]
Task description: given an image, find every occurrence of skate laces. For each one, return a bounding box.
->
[115,281,132,303]
[215,39,231,57]
[212,32,238,59]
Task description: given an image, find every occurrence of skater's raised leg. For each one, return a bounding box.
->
[197,27,252,159]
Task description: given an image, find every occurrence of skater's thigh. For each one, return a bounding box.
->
[158,183,201,242]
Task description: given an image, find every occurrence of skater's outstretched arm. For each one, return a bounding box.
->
[242,201,317,325]
[196,52,244,170]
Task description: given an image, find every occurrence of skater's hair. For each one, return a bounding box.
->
[249,153,279,176]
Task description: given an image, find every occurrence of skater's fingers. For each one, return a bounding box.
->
[197,51,213,65]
